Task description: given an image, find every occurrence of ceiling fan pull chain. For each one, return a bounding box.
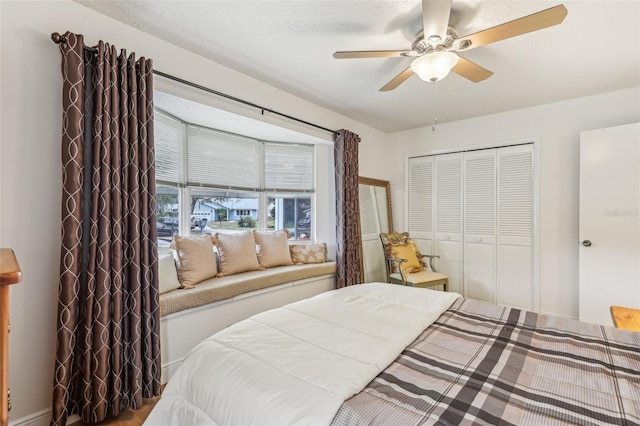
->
[431,81,439,132]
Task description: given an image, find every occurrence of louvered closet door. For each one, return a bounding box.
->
[408,156,434,255]
[435,153,463,293]
[497,145,534,309]
[359,184,384,282]
[464,150,496,302]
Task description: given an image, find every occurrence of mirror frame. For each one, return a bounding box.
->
[358,176,393,233]
[358,176,394,283]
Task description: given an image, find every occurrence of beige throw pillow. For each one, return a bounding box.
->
[158,252,181,294]
[213,231,260,276]
[171,234,218,288]
[289,243,327,264]
[254,230,293,268]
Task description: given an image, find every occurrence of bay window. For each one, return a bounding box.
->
[154,110,315,245]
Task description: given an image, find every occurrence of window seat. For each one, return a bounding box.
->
[160,262,337,316]
[159,261,336,382]
[158,233,336,382]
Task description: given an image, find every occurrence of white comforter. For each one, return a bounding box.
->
[144,283,460,426]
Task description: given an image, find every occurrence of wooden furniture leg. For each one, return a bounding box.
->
[0,249,22,426]
[0,286,8,425]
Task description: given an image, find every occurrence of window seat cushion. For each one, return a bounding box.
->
[160,261,336,316]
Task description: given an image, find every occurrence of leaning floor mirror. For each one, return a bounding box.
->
[358,177,393,283]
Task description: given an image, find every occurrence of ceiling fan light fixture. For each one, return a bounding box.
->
[410,51,459,82]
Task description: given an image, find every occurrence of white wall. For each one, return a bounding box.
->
[387,87,640,319]
[0,1,387,423]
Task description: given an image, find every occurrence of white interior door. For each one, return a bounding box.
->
[464,149,496,302]
[579,123,640,325]
[435,153,463,293]
[497,145,534,310]
[408,156,434,254]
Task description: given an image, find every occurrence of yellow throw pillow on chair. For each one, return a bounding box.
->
[390,243,423,274]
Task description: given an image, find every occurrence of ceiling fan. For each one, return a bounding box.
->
[333,0,568,91]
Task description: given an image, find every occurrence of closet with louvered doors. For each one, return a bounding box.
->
[407,143,534,308]
[495,145,534,309]
[407,153,464,294]
[407,155,434,254]
[463,149,497,303]
[434,153,464,294]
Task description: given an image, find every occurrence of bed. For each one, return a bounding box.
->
[145,283,640,425]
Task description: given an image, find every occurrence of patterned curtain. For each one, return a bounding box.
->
[51,32,161,425]
[334,129,364,288]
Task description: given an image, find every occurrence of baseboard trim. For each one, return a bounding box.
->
[9,407,51,426]
[9,363,181,426]
[539,310,578,320]
[161,357,184,384]
[10,408,82,426]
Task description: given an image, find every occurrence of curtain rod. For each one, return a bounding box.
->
[51,32,337,135]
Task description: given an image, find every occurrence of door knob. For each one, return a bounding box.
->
[582,240,592,247]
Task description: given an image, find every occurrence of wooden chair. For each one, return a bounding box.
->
[379,232,448,291]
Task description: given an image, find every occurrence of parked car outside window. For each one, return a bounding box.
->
[156,222,174,237]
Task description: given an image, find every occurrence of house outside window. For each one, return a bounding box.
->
[154,110,315,243]
[270,195,312,239]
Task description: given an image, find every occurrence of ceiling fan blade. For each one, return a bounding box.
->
[333,50,413,59]
[451,56,493,83]
[422,0,452,41]
[457,5,568,51]
[379,67,414,92]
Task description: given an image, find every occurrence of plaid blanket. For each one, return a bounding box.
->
[332,298,640,425]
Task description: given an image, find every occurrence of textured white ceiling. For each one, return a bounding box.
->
[77,0,640,133]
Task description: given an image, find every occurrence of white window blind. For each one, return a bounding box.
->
[154,112,184,186]
[186,126,261,190]
[264,143,314,192]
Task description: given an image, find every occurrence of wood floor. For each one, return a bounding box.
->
[69,395,161,426]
